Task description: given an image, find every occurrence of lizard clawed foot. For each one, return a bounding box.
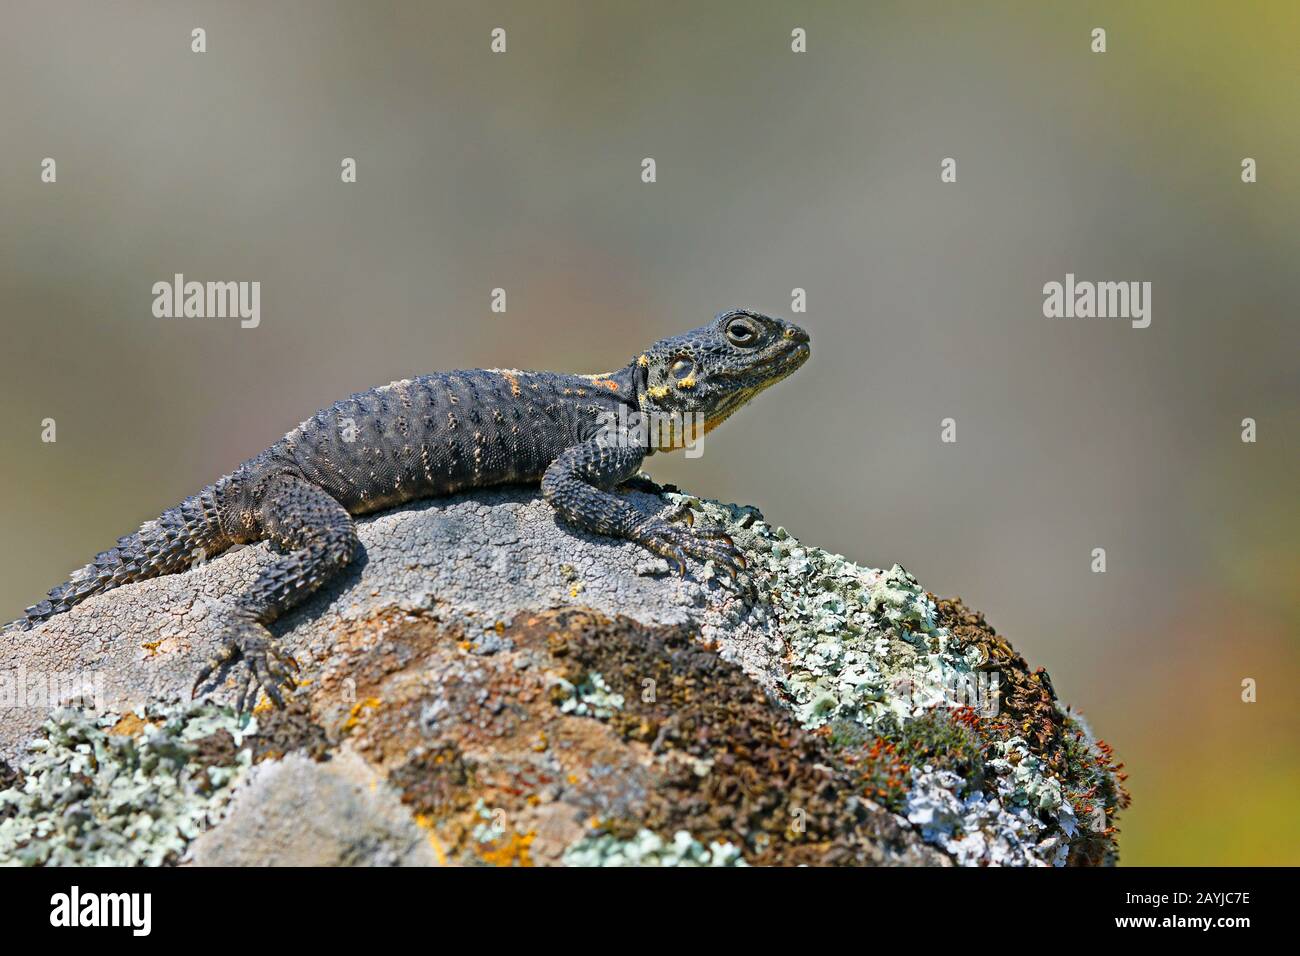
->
[191,610,298,712]
[632,515,748,583]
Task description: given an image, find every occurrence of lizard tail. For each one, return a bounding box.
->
[9,485,232,631]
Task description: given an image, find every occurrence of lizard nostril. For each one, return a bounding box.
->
[784,326,810,344]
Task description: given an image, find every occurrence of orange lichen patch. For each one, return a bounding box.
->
[588,378,620,392]
[500,371,522,397]
[108,713,151,736]
[140,640,163,657]
[477,830,535,867]
[343,697,382,730]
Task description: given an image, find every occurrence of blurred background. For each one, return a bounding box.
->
[1,1,1295,864]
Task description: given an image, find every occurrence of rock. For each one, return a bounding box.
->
[0,485,1128,866]
[189,749,438,867]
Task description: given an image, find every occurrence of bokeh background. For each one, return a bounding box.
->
[1,1,1295,864]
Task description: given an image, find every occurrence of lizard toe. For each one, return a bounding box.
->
[191,611,296,712]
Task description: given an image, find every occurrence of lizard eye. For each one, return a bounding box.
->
[725,318,760,348]
[670,358,694,379]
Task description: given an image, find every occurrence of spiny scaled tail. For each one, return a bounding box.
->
[10,486,230,631]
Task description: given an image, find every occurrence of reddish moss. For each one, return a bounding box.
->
[932,595,1068,771]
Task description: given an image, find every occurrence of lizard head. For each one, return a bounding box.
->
[635,309,811,438]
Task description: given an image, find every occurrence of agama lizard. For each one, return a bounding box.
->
[9,309,810,709]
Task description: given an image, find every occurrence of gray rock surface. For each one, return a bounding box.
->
[190,749,438,867]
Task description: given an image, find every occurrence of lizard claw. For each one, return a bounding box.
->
[633,516,749,588]
[664,503,695,527]
[191,609,297,713]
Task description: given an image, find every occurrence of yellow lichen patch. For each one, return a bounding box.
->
[675,375,696,389]
[478,830,535,867]
[637,354,649,367]
[647,385,669,399]
[343,696,382,730]
[107,712,150,737]
[140,639,163,657]
[569,582,584,598]
[413,814,449,866]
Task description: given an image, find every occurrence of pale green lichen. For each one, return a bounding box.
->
[902,735,1080,867]
[668,495,974,731]
[0,703,254,866]
[990,736,1068,814]
[554,670,625,719]
[664,492,1120,867]
[563,828,747,867]
[470,798,507,843]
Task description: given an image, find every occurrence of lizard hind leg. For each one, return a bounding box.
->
[193,474,359,711]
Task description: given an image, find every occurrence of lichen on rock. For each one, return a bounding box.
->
[661,491,1128,866]
[562,828,747,867]
[0,703,254,866]
[0,485,1127,866]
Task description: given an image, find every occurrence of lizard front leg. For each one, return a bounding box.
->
[541,440,744,578]
[193,474,359,710]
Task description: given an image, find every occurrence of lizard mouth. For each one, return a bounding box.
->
[720,340,811,383]
[701,341,810,433]
[753,341,811,383]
